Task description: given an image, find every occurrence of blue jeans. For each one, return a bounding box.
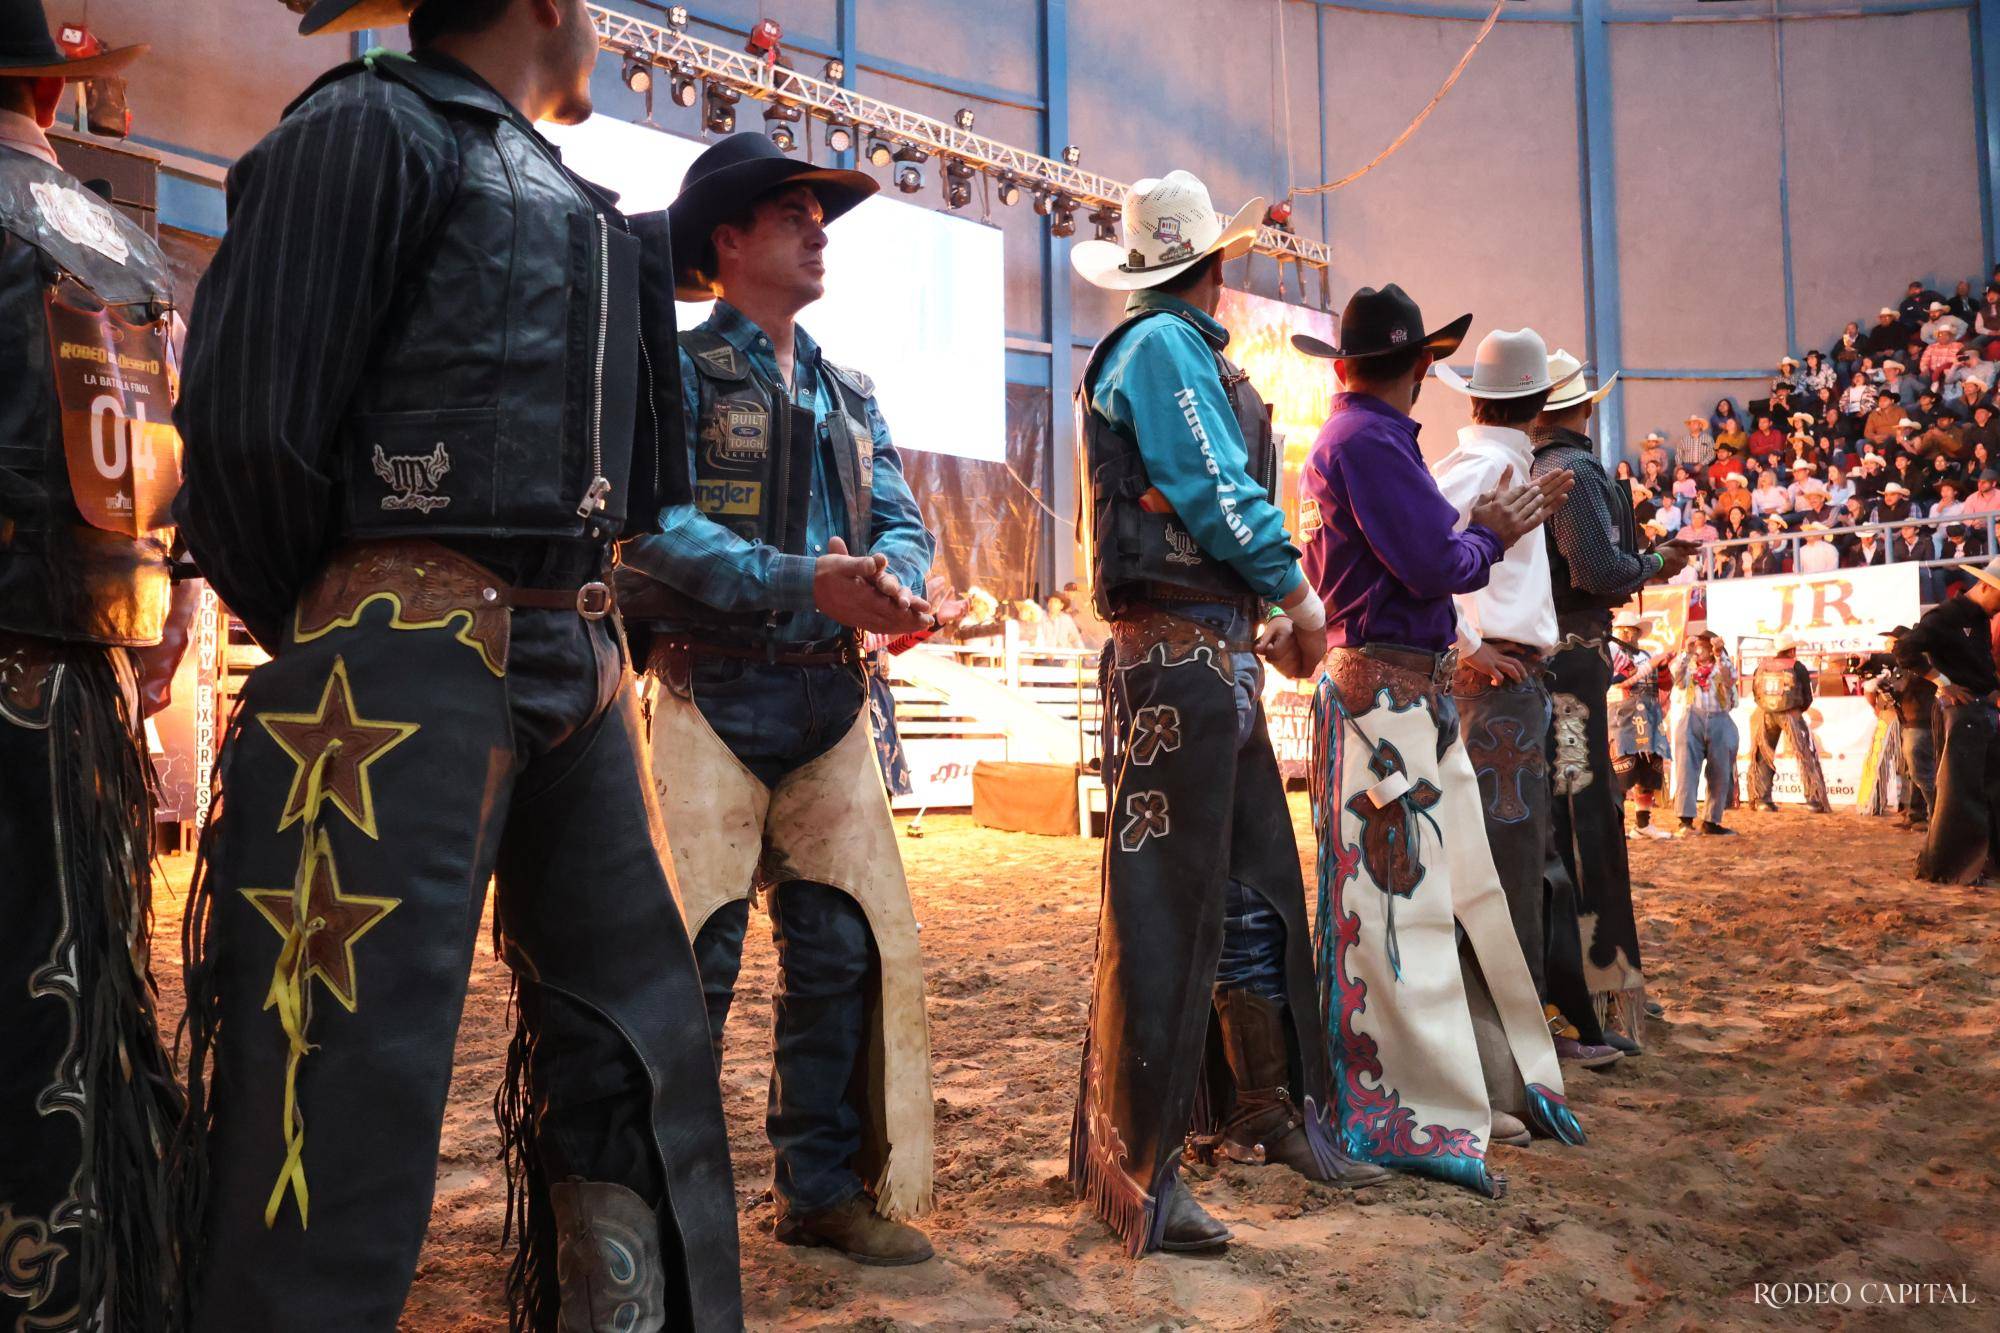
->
[1179,603,1289,1002]
[1674,708,1739,826]
[687,657,874,1215]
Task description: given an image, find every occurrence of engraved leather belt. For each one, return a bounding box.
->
[1357,642,1460,690]
[652,635,859,669]
[500,582,615,620]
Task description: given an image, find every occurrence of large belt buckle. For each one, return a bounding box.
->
[575,581,613,621]
[1435,648,1460,689]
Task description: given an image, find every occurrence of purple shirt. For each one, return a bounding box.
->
[1298,392,1505,651]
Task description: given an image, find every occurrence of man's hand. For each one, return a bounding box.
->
[814,536,932,633]
[1652,539,1698,581]
[1468,468,1576,547]
[1256,615,1328,680]
[924,574,970,629]
[1938,682,1975,707]
[1463,641,1526,686]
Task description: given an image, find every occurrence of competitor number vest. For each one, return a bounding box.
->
[1078,309,1277,620]
[295,54,662,544]
[1754,661,1810,712]
[648,326,877,628]
[0,147,180,647]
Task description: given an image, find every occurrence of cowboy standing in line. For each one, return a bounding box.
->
[171,1,741,1326]
[0,7,191,1327]
[1668,630,1741,835]
[1609,611,1672,839]
[1293,285,1579,1196]
[1528,352,1692,1057]
[1893,558,2000,883]
[618,131,942,1265]
[1066,171,1387,1257]
[1430,329,1622,1094]
[1747,634,1832,812]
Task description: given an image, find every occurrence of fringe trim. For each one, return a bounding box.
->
[1300,1095,1340,1178]
[870,1143,935,1222]
[1523,1083,1586,1147]
[1595,985,1649,1050]
[50,651,190,1333]
[1067,1071,1159,1257]
[495,980,554,1333]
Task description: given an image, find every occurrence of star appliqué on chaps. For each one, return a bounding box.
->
[241,829,400,1013]
[258,657,418,838]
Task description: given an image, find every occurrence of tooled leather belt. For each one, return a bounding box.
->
[1355,642,1460,690]
[650,634,860,669]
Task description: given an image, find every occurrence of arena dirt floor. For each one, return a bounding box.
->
[153,799,1998,1330]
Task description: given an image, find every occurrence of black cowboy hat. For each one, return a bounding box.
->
[297,0,416,37]
[668,131,876,300]
[1290,283,1471,363]
[0,0,145,77]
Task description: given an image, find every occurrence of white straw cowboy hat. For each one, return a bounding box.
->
[1543,349,1616,410]
[1071,170,1262,291]
[1961,556,2000,593]
[1434,327,1581,400]
[1773,634,1798,654]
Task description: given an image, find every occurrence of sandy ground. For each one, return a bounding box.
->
[152,800,1999,1331]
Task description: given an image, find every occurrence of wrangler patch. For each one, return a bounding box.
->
[695,478,762,516]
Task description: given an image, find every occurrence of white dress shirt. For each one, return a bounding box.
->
[1796,540,1840,574]
[1430,422,1558,654]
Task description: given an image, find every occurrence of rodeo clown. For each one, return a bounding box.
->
[172,0,740,1328]
[1746,634,1832,813]
[617,132,941,1267]
[0,7,190,1329]
[1067,170,1388,1259]
[1292,284,1577,1196]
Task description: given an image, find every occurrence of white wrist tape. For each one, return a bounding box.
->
[1283,588,1327,633]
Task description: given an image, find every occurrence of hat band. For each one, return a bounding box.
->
[1117,238,1215,274]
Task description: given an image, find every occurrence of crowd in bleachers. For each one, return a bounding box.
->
[1622,263,2000,596]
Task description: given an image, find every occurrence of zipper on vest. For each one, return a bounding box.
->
[578,211,613,524]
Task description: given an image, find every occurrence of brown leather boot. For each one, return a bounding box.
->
[549,1181,667,1332]
[775,1194,935,1266]
[1213,990,1390,1188]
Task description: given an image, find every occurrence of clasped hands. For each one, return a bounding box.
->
[813,536,935,634]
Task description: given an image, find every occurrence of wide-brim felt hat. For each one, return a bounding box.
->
[1292,283,1471,363]
[1434,326,1582,400]
[1072,170,1263,292]
[668,131,877,300]
[0,0,145,76]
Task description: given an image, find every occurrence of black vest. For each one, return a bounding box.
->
[1531,425,1640,623]
[303,54,666,544]
[644,324,876,628]
[0,146,179,646]
[1078,309,1277,620]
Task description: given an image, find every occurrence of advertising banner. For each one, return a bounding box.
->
[1704,565,1922,656]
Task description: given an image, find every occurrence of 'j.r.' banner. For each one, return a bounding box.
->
[1703,564,1921,655]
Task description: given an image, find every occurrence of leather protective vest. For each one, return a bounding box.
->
[0,147,179,646]
[1754,661,1809,712]
[1531,427,1639,620]
[645,325,875,627]
[304,54,663,544]
[1078,310,1276,620]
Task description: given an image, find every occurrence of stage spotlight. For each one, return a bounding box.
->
[822,58,846,83]
[826,120,855,154]
[621,54,653,95]
[954,107,976,131]
[1061,144,1082,166]
[703,83,738,135]
[1088,206,1118,242]
[1050,197,1077,237]
[666,5,688,27]
[866,135,895,167]
[764,101,801,152]
[1263,199,1294,230]
[993,172,1022,207]
[1032,187,1056,217]
[944,159,975,209]
[747,19,783,62]
[893,144,928,194]
[669,70,699,109]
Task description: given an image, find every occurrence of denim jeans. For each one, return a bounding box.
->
[1674,708,1739,825]
[1178,603,1290,1002]
[687,657,874,1214]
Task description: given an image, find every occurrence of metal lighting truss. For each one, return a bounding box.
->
[586,2,1330,269]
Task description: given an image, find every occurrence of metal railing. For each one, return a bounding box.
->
[1677,508,1997,583]
[584,2,1331,269]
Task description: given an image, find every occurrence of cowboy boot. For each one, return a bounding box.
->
[1159,1174,1231,1252]
[551,1181,667,1333]
[1213,990,1390,1188]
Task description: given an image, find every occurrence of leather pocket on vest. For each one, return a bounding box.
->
[345,405,500,527]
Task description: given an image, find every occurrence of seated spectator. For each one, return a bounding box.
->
[1751,468,1790,515]
[1900,280,1945,327]
[1785,459,1820,509]
[1710,396,1745,442]
[1941,522,1986,562]
[1653,492,1684,534]
[1677,415,1716,471]
[1818,405,1853,452]
[1922,315,1966,382]
[1949,371,1990,419]
[1864,392,1907,444]
[1614,459,1635,488]
[1776,355,1804,395]
[1948,279,1979,323]
[1978,284,2000,340]
[1933,478,1967,520]
[1707,445,1744,491]
[1965,400,2000,456]
[1672,464,1699,506]
[1750,382,1799,425]
[1630,482,1659,527]
[1797,523,1840,573]
[1036,593,1084,649]
[1830,321,1866,378]
[1851,451,1889,503]
[1717,470,1753,516]
[1873,480,1916,524]
[1894,523,1931,565]
[1963,467,2000,517]
[1840,369,1877,418]
[1639,456,1668,498]
[1681,505,1719,546]
[1638,430,1669,476]
[1800,349,1836,397]
[1892,446,1933,495]
[1842,527,1888,567]
[1794,484,1836,529]
[1748,413,1787,460]
[1837,495,1869,531]
[1865,306,1908,357]
[1746,534,1784,577]
[1914,387,1945,426]
[1881,358,1921,409]
[1824,464,1853,510]
[1917,415,1968,469]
